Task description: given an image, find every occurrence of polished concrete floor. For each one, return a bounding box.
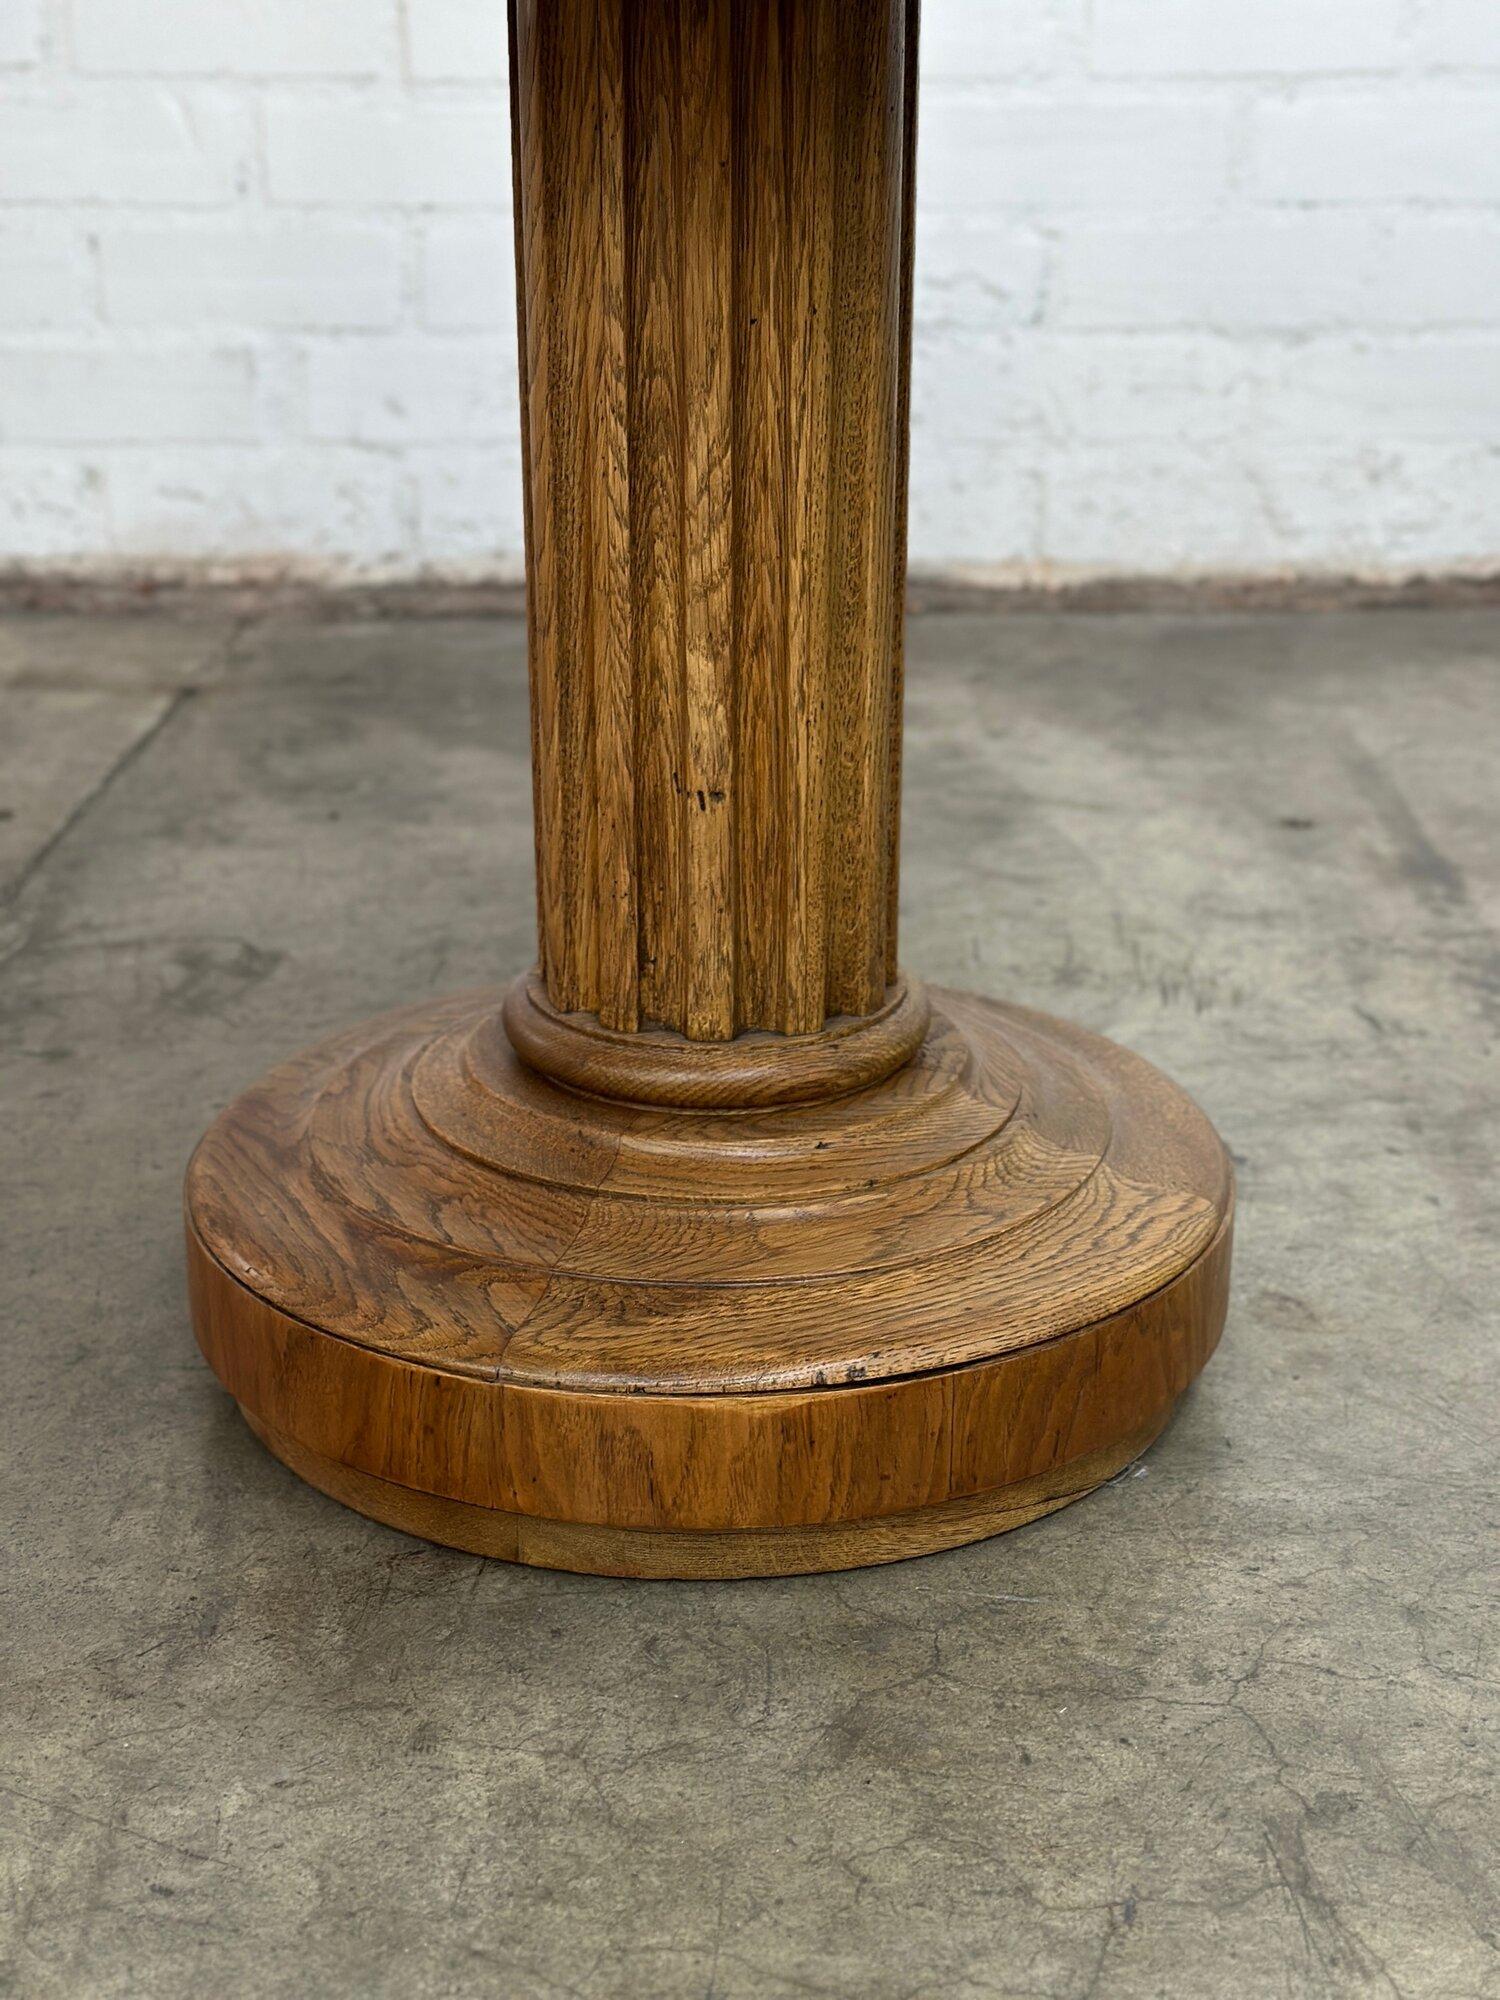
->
[2,607,1496,1999]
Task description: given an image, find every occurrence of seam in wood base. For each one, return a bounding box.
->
[240,1407,1170,1579]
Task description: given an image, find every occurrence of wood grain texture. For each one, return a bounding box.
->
[185,985,1233,1569]
[186,0,1238,1578]
[511,0,915,1039]
[192,1212,1227,1536]
[188,987,1231,1390]
[241,1410,1170,1580]
[500,964,930,1107]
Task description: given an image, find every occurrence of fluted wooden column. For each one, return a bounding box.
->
[508,0,917,1039]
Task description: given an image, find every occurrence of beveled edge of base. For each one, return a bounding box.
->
[241,1407,1170,1580]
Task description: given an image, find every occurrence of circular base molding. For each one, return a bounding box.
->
[185,981,1233,1578]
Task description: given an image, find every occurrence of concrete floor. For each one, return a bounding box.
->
[2,606,1496,2000]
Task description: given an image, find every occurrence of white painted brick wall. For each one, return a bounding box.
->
[0,0,1496,583]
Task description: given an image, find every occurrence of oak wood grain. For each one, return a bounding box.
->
[512,0,916,1040]
[500,965,931,1108]
[241,1410,1170,1580]
[188,986,1230,1391]
[185,0,1237,1577]
[186,982,1233,1569]
[191,1190,1225,1539]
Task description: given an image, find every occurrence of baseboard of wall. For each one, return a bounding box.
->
[0,567,529,622]
[904,568,1500,615]
[2,562,1498,620]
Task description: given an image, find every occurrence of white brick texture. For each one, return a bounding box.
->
[917,96,1235,213]
[1091,0,1406,77]
[305,336,514,442]
[0,0,44,69]
[100,222,402,329]
[0,88,250,203]
[103,447,406,562]
[0,0,1495,582]
[72,0,398,80]
[1055,217,1500,330]
[0,222,92,327]
[0,344,260,442]
[1253,90,1500,203]
[265,99,510,207]
[403,0,508,82]
[421,215,512,329]
[1415,0,1500,69]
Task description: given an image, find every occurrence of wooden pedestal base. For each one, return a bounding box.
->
[185,979,1232,1578]
[184,4,1233,1577]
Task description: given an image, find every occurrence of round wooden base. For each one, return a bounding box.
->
[186,981,1233,1579]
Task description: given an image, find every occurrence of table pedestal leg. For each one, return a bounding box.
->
[185,0,1232,1578]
